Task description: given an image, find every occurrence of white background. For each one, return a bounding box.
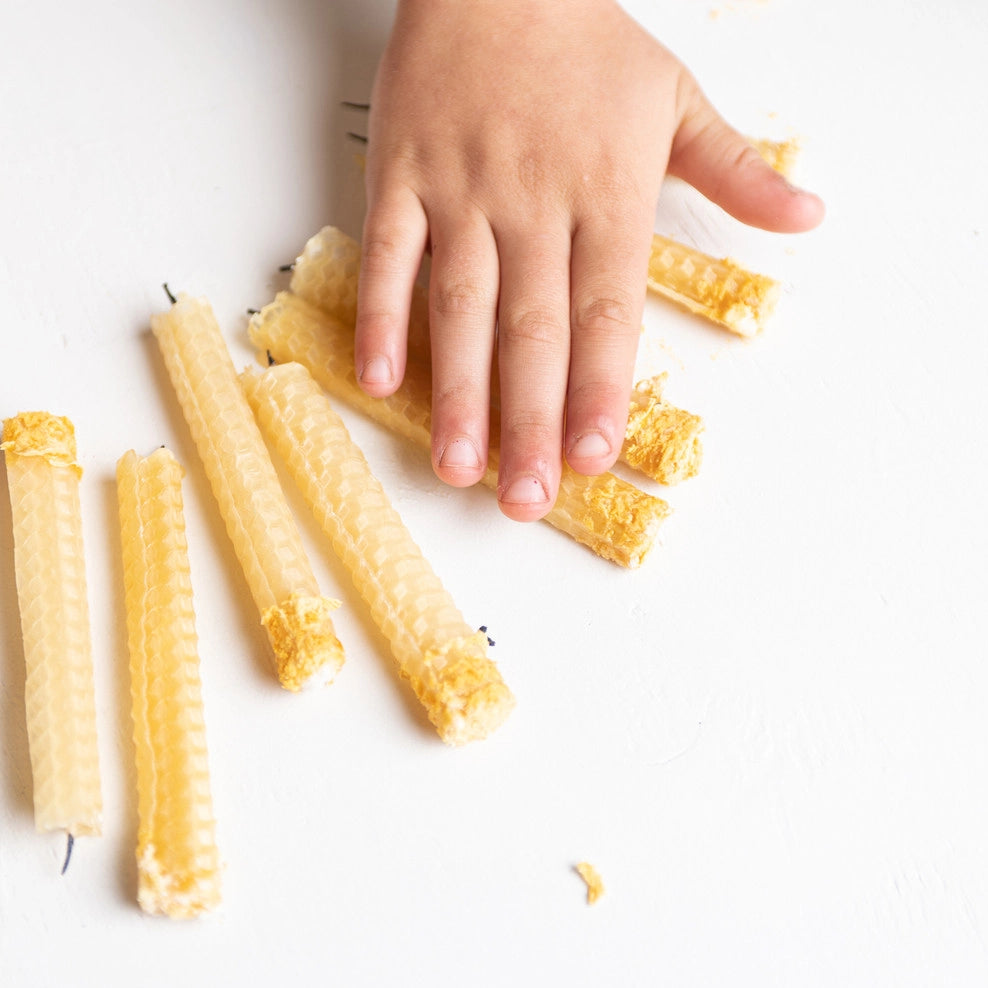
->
[1,1,986,985]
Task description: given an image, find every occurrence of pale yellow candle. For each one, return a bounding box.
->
[248,293,670,568]
[647,233,780,337]
[288,224,362,328]
[151,294,343,690]
[116,447,221,918]
[1,412,101,839]
[241,362,514,745]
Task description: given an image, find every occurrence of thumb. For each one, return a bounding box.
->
[667,83,825,234]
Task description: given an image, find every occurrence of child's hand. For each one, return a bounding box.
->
[355,0,824,521]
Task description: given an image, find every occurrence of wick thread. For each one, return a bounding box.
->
[479,625,495,647]
[162,282,177,304]
[61,832,75,875]
[341,101,370,111]
[278,263,294,273]
[346,132,368,144]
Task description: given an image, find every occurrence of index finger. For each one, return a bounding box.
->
[354,186,429,397]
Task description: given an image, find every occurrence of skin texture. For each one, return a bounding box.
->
[356,0,825,522]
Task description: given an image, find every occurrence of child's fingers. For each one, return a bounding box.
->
[668,87,825,233]
[564,215,650,476]
[494,226,572,522]
[427,211,499,488]
[355,187,430,397]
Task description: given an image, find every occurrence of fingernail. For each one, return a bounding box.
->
[359,355,392,386]
[500,475,549,506]
[439,438,482,470]
[568,431,611,461]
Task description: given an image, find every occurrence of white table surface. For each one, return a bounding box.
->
[2,1,986,985]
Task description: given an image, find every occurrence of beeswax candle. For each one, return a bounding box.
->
[117,447,221,917]
[248,293,669,568]
[241,362,514,745]
[1,412,102,839]
[647,233,780,337]
[151,294,344,690]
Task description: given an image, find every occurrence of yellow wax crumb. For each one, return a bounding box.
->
[575,862,605,905]
[750,136,802,179]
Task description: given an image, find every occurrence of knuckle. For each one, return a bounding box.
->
[431,280,495,319]
[360,233,408,277]
[707,142,764,203]
[501,305,565,349]
[715,140,766,188]
[572,292,639,341]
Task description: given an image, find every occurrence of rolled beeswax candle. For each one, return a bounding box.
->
[248,293,669,568]
[1,412,102,838]
[151,294,343,690]
[241,362,514,745]
[117,447,221,918]
[289,225,432,364]
[647,234,780,337]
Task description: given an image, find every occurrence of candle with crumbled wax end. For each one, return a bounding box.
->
[248,293,670,568]
[292,223,778,337]
[241,362,514,745]
[621,374,704,485]
[1,412,102,841]
[151,293,344,690]
[117,447,221,918]
[647,233,781,337]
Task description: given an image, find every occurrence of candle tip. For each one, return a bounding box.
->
[162,283,177,305]
[61,832,75,875]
